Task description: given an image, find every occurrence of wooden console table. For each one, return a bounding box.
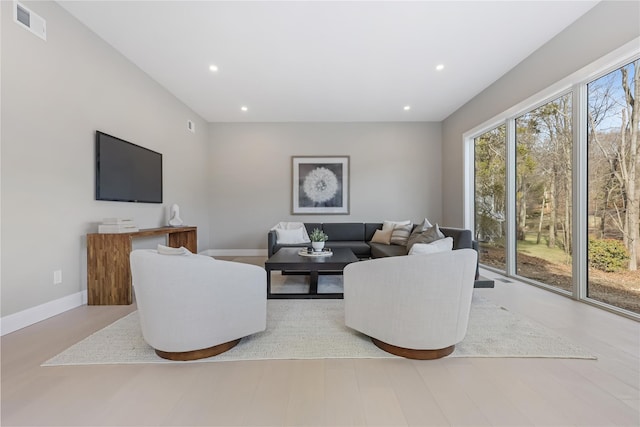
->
[87,226,197,305]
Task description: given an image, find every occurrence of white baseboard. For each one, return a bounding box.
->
[200,249,267,257]
[1,290,87,336]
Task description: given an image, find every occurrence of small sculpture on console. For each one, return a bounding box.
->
[168,204,183,227]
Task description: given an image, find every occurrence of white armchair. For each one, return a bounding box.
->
[344,248,477,359]
[130,249,266,360]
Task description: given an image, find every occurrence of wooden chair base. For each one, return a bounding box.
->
[371,338,455,360]
[155,338,241,361]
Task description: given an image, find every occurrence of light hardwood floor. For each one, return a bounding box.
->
[2,267,639,426]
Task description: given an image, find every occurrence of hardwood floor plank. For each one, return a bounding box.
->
[472,358,574,426]
[2,366,143,426]
[559,358,639,401]
[284,360,326,426]
[355,359,408,426]
[443,358,534,426]
[242,360,292,426]
[544,361,640,426]
[415,359,492,426]
[324,359,367,426]
[97,364,205,426]
[500,358,627,426]
[162,361,264,426]
[383,359,450,426]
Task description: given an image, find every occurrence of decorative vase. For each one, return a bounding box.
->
[168,204,183,227]
[312,241,325,252]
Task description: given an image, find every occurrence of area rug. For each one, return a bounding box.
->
[43,290,596,366]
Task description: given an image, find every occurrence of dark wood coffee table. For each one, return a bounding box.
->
[265,247,358,299]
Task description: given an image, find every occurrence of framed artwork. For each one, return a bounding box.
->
[292,156,350,215]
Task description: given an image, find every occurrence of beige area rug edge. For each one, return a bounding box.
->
[43,296,596,366]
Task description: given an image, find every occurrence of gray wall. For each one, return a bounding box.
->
[207,122,442,249]
[1,1,211,316]
[442,1,640,227]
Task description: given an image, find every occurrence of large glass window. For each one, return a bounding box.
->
[587,60,640,315]
[474,126,506,271]
[470,51,640,318]
[515,94,573,292]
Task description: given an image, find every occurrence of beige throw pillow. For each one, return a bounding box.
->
[382,220,411,231]
[390,223,413,246]
[370,228,393,245]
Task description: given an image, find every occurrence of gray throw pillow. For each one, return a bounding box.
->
[415,217,433,232]
[406,224,445,252]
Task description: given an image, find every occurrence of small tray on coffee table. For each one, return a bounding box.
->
[298,248,333,257]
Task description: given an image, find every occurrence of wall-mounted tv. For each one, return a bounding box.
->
[95,131,163,203]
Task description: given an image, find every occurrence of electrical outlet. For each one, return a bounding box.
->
[53,270,62,284]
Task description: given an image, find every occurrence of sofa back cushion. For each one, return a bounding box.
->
[304,223,322,236]
[321,223,365,241]
[365,223,383,241]
[440,227,472,250]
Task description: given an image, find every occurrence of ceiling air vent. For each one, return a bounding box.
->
[13,1,46,41]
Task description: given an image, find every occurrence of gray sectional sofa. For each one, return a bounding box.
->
[267,222,494,288]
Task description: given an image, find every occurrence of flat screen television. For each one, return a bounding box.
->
[95,131,163,203]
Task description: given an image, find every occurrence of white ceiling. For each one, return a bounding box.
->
[57,1,599,123]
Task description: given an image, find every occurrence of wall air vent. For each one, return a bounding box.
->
[13,1,46,41]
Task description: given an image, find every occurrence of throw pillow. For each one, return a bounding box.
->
[406,223,445,252]
[382,220,411,231]
[408,237,453,255]
[370,228,392,245]
[408,217,435,239]
[416,217,433,231]
[157,244,191,255]
[390,223,413,246]
[271,222,311,242]
[275,227,307,244]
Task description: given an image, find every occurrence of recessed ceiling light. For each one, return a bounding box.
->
[404,105,411,111]
[436,64,445,71]
[209,65,218,72]
[241,106,248,112]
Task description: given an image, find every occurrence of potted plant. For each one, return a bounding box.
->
[309,228,329,252]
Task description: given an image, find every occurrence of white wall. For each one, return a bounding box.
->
[441,1,640,227]
[207,122,442,250]
[1,1,211,320]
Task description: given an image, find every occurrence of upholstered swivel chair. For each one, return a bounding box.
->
[130,249,267,361]
[344,248,477,359]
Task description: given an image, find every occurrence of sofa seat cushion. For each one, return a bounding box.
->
[369,242,408,258]
[325,241,371,257]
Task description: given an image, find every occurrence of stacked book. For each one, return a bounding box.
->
[98,218,139,234]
